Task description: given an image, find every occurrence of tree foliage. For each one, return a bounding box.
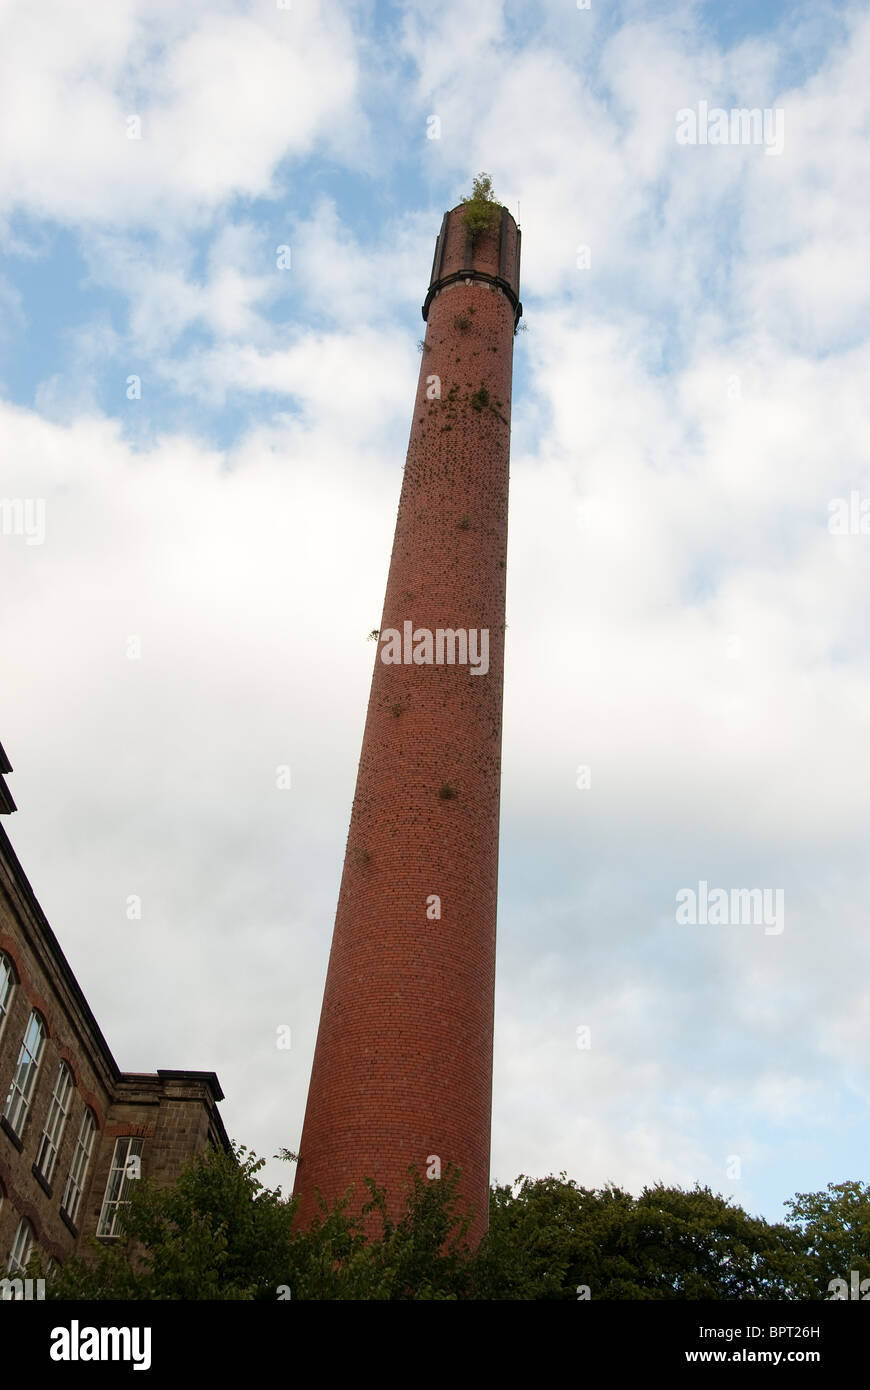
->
[35,1147,870,1301]
[43,1148,474,1301]
[471,1175,806,1300]
[783,1180,870,1298]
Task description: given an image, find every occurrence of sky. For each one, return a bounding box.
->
[1,0,869,1227]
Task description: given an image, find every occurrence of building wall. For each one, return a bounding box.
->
[0,778,228,1276]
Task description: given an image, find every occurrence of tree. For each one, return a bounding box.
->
[37,1149,870,1301]
[45,1146,298,1300]
[43,1146,475,1301]
[783,1180,870,1299]
[290,1165,473,1300]
[469,1175,806,1300]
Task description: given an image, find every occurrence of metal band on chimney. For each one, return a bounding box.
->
[422,271,522,327]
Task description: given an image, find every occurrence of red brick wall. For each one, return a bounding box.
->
[294,204,519,1247]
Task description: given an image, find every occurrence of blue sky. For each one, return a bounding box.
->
[2,0,870,1231]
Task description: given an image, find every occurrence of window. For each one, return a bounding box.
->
[3,1011,45,1136]
[97,1137,143,1237]
[0,952,15,1041]
[61,1108,96,1225]
[35,1061,73,1184]
[7,1217,34,1276]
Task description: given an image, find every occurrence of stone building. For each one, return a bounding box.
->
[0,740,228,1281]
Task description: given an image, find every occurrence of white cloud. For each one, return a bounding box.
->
[0,0,361,228]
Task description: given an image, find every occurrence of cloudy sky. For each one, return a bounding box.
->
[2,0,869,1225]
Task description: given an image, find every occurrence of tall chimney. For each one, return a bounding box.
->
[293,198,521,1246]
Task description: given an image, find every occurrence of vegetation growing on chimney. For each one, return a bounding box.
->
[460,172,502,240]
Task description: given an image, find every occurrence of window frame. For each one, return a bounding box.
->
[35,1060,74,1185]
[96,1136,144,1238]
[61,1107,97,1226]
[0,951,16,1043]
[3,1010,46,1137]
[7,1216,34,1277]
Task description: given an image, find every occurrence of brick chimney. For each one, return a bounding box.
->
[293,199,521,1247]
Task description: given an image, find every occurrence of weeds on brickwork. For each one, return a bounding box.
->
[460,172,502,240]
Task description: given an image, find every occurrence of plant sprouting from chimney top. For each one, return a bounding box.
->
[460,173,502,239]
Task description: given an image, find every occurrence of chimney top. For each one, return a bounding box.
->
[422,202,522,326]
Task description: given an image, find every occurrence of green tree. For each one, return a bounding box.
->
[37,1146,868,1301]
[45,1146,298,1300]
[43,1146,475,1301]
[783,1180,870,1299]
[469,1175,806,1300]
[290,1165,472,1300]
